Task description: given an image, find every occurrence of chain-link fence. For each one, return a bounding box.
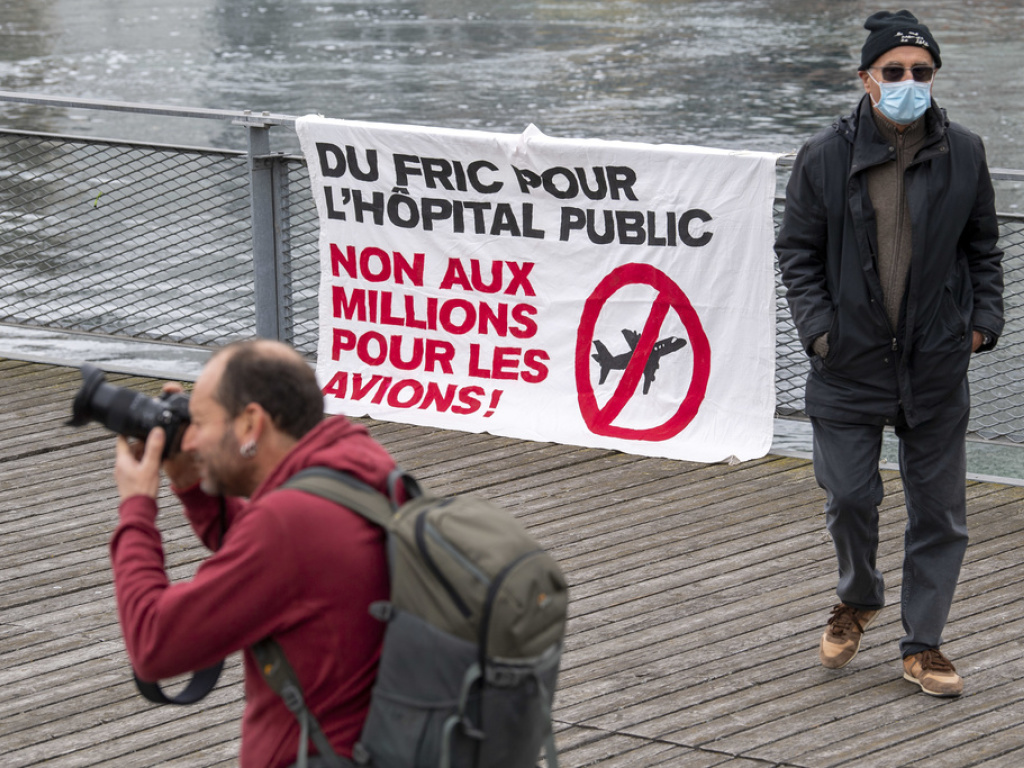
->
[1,98,1022,444]
[772,184,1024,445]
[0,130,258,342]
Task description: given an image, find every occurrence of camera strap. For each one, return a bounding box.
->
[134,660,224,705]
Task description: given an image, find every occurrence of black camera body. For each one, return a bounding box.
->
[68,364,191,458]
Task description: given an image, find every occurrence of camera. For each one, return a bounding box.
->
[68,364,191,458]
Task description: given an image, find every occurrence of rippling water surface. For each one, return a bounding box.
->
[1,0,1021,186]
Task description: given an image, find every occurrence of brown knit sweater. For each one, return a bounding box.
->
[866,113,928,330]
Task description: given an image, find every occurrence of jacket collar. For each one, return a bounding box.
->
[839,94,949,175]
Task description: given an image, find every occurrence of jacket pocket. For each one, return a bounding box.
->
[939,286,970,342]
[819,316,841,368]
[940,257,973,342]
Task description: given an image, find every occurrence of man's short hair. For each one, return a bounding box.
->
[215,340,324,440]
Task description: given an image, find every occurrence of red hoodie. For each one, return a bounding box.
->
[110,415,393,767]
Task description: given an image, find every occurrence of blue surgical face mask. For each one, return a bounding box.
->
[868,72,932,125]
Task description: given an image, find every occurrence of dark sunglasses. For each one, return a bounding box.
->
[874,65,935,83]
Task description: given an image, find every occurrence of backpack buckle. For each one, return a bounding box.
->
[486,665,528,688]
[369,601,394,622]
[351,742,371,765]
[460,716,486,741]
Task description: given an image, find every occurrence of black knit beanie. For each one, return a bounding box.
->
[860,10,941,71]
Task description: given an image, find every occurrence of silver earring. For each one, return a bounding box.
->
[240,440,257,458]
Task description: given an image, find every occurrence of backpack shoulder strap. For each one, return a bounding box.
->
[282,467,395,528]
[251,466,417,768]
[252,638,346,768]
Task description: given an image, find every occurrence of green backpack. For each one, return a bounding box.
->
[260,466,568,768]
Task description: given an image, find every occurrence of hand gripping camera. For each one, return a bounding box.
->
[68,364,191,458]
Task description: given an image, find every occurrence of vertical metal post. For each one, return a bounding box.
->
[247,123,292,341]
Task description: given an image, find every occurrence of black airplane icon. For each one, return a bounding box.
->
[592,329,688,395]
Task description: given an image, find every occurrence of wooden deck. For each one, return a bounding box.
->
[2,357,1024,767]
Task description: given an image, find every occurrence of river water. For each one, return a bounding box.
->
[1,0,1022,196]
[2,0,1023,478]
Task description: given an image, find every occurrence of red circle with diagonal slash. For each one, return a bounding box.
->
[575,263,711,441]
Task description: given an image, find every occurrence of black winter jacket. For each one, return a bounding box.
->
[776,95,1003,427]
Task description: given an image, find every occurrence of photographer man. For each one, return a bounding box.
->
[111,340,394,766]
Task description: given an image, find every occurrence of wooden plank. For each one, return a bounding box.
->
[2,359,1024,768]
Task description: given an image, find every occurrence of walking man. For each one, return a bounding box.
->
[775,10,1003,696]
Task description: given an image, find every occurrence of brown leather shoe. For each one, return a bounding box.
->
[903,649,963,697]
[819,603,882,669]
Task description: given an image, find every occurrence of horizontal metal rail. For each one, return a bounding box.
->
[4,90,1024,184]
[0,90,296,128]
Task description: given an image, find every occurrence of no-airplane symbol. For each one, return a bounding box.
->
[574,263,711,441]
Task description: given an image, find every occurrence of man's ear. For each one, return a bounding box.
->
[238,402,268,443]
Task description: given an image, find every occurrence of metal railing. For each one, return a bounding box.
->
[1,92,1022,444]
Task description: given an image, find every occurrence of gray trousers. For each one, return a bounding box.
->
[811,405,970,657]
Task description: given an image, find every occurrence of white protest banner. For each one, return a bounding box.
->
[296,117,778,462]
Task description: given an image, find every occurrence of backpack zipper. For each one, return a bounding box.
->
[479,549,545,667]
[414,507,474,617]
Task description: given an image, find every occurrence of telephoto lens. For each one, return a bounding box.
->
[67,364,191,458]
